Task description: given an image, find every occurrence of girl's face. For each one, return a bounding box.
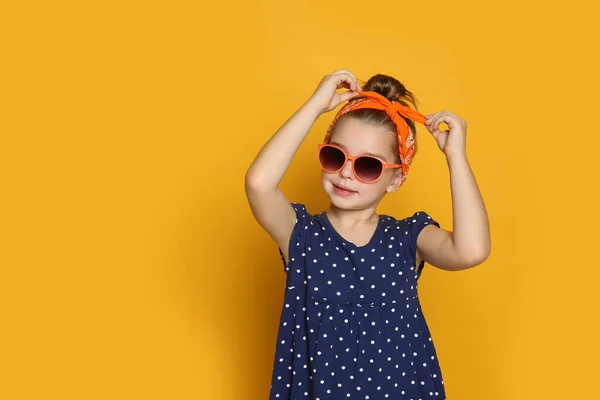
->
[321,117,404,210]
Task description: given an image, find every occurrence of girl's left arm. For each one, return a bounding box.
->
[416,111,491,271]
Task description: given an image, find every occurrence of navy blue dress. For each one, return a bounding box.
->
[268,203,446,400]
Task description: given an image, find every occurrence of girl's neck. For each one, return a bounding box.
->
[325,203,379,228]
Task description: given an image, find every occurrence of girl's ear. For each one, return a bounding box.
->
[386,169,404,193]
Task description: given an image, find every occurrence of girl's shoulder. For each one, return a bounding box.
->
[380,210,439,226]
[379,210,441,242]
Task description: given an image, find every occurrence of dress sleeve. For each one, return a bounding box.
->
[408,211,441,278]
[278,202,312,274]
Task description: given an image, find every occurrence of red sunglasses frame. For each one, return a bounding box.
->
[317,143,402,184]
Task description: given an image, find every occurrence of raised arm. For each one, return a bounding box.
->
[245,69,363,264]
[416,111,491,271]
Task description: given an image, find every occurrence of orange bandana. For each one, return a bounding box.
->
[324,90,426,184]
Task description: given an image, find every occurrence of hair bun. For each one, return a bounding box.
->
[362,74,417,109]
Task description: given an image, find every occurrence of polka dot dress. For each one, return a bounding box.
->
[268,203,446,400]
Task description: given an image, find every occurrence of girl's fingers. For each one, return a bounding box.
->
[432,114,442,130]
[338,89,360,103]
[435,115,449,130]
[425,111,440,121]
[428,115,443,131]
[332,69,359,91]
[426,111,452,130]
[425,112,439,127]
[426,111,464,133]
[331,72,354,91]
[434,113,456,130]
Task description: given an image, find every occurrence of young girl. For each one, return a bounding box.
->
[245,69,491,400]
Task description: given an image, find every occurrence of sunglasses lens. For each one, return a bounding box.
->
[354,156,383,182]
[319,146,346,171]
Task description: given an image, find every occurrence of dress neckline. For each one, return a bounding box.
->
[320,212,383,249]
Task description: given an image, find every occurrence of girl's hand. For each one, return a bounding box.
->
[307,69,363,114]
[424,110,468,159]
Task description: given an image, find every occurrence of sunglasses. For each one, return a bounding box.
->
[317,143,402,184]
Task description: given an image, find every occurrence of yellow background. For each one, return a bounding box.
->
[2,1,599,399]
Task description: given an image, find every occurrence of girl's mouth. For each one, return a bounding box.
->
[332,183,357,196]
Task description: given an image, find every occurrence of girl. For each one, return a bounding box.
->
[245,69,491,400]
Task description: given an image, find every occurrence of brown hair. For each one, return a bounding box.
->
[336,74,420,164]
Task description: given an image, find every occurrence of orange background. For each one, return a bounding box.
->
[1,1,599,399]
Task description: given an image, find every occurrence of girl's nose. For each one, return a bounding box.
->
[339,159,355,180]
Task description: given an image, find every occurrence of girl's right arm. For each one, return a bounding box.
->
[245,69,362,265]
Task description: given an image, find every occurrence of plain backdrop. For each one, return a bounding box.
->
[1,1,599,399]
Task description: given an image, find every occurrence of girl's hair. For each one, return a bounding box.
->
[336,74,420,164]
